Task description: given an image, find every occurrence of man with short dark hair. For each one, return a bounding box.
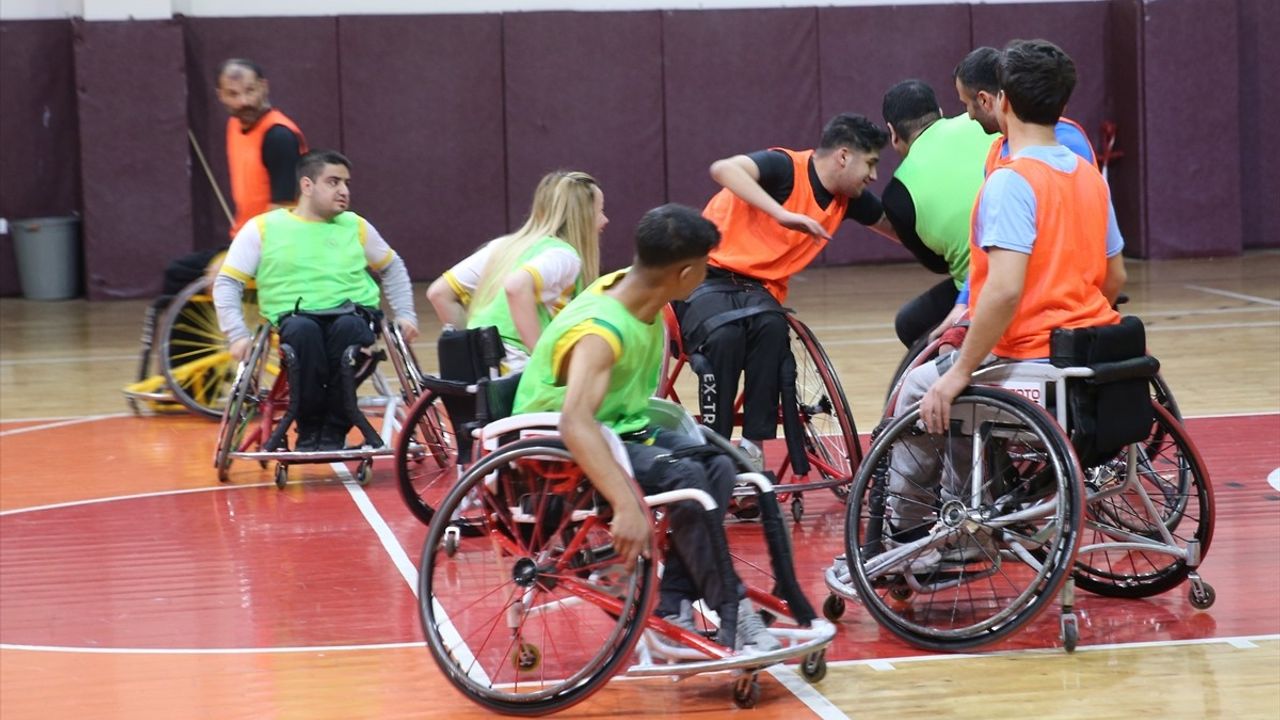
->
[682,114,891,464]
[214,150,418,451]
[888,40,1126,560]
[878,79,996,347]
[514,204,781,652]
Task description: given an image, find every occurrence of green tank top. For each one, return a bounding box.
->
[256,209,381,324]
[513,269,662,434]
[892,115,997,288]
[467,236,582,353]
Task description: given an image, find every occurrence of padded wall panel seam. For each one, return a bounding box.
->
[74,19,190,299]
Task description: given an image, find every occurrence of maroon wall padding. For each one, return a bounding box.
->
[1238,0,1279,249]
[74,20,190,299]
[182,17,342,249]
[662,8,822,215]
[503,11,665,272]
[1141,0,1241,258]
[0,21,80,297]
[338,14,505,281]
[817,4,973,266]
[1106,0,1146,256]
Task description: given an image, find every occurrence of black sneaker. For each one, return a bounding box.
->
[295,425,322,452]
[318,425,350,451]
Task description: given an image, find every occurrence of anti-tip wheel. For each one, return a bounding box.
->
[822,594,846,621]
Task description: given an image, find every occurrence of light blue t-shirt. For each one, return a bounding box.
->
[957,145,1122,305]
[998,120,1097,166]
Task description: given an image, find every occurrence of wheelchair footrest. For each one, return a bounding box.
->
[231,446,396,463]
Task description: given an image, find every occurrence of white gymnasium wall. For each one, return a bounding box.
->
[3,0,1108,21]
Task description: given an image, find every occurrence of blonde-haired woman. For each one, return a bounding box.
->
[427,170,607,372]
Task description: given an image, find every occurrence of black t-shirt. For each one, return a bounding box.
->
[261,124,302,204]
[746,149,883,225]
[881,177,950,274]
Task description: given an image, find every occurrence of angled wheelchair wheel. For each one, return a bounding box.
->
[788,316,862,498]
[1073,401,1214,598]
[395,391,459,525]
[161,276,266,419]
[213,327,271,482]
[420,438,657,715]
[844,387,1084,651]
[884,334,933,406]
[382,320,425,409]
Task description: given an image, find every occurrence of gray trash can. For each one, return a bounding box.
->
[12,216,81,300]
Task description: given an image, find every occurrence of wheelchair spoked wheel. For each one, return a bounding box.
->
[1073,401,1214,599]
[161,276,266,419]
[787,316,862,500]
[844,387,1085,651]
[381,321,426,410]
[419,438,658,715]
[213,328,271,483]
[884,334,933,406]
[395,391,459,525]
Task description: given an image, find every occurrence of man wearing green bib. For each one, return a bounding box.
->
[214,150,418,451]
[514,204,780,652]
[878,79,997,347]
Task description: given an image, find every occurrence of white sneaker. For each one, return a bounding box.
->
[738,439,765,473]
[735,598,782,653]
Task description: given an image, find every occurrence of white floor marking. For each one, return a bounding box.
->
[338,465,489,687]
[1267,468,1280,493]
[868,660,896,671]
[1184,284,1280,307]
[765,664,852,720]
[1228,638,1259,649]
[0,413,131,438]
[0,353,138,367]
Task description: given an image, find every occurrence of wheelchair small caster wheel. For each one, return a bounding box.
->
[512,641,541,672]
[732,675,761,708]
[800,649,827,683]
[217,465,231,484]
[356,460,372,486]
[274,464,288,489]
[822,594,846,621]
[791,497,804,523]
[442,526,461,557]
[889,583,912,602]
[1189,581,1216,610]
[1060,612,1079,653]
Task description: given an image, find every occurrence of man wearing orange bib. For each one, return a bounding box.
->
[680,114,889,465]
[161,59,306,295]
[884,40,1127,554]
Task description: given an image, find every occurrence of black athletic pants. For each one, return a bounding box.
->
[679,275,790,443]
[278,313,376,436]
[894,278,960,348]
[624,429,742,617]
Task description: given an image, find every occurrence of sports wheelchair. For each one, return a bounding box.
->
[123,275,267,418]
[212,312,426,488]
[824,318,1214,653]
[657,304,862,522]
[417,397,836,714]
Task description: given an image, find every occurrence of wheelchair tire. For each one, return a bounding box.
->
[395,390,459,525]
[213,327,271,482]
[884,334,933,407]
[419,438,657,715]
[1073,401,1214,598]
[160,276,263,419]
[844,387,1085,651]
[788,315,862,498]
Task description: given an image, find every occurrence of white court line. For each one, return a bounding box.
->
[765,665,851,720]
[338,465,489,687]
[1146,320,1278,332]
[0,413,131,438]
[0,353,138,367]
[0,641,422,655]
[1228,638,1259,649]
[1267,468,1280,493]
[823,633,1280,671]
[1185,284,1280,307]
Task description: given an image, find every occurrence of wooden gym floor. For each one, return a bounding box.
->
[1,253,1278,719]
